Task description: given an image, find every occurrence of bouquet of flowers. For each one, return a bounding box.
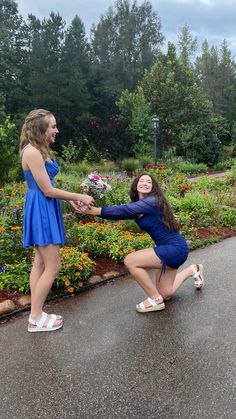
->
[80,172,112,199]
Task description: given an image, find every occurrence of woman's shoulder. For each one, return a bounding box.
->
[23,145,41,157]
[21,145,44,169]
[141,195,156,206]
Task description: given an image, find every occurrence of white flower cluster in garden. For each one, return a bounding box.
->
[80,172,112,198]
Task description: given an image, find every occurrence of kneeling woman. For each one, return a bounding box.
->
[72,173,204,312]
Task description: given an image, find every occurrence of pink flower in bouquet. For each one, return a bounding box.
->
[91,174,100,181]
[80,172,111,198]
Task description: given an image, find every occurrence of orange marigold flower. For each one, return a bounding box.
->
[75,272,80,276]
[78,281,84,287]
[10,226,22,231]
[65,281,70,286]
[66,263,72,267]
[0,227,5,232]
[182,185,190,190]
[67,287,74,293]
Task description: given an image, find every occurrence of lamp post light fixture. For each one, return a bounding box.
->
[152,114,159,165]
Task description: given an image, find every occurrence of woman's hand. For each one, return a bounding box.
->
[70,201,101,216]
[79,194,94,209]
[69,200,87,213]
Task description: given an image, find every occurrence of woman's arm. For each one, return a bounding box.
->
[71,197,156,219]
[23,147,94,207]
[100,197,156,220]
[70,201,101,216]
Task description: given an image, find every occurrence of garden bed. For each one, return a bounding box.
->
[0,257,127,306]
[1,227,235,308]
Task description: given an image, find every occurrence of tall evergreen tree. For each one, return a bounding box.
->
[119,42,223,163]
[90,0,164,116]
[196,40,236,123]
[178,24,198,66]
[26,12,65,113]
[59,15,92,142]
[0,0,28,115]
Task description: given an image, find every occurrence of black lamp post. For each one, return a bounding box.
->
[152,114,159,165]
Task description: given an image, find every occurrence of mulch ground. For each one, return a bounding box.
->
[195,226,235,240]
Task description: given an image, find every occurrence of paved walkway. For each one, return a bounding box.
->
[0,237,235,419]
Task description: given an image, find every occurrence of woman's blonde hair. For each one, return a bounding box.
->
[19,109,54,160]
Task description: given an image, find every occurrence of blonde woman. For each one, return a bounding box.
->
[20,109,94,332]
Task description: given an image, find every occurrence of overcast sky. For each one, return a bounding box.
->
[16,0,236,57]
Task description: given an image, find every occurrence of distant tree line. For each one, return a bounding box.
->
[1,0,236,176]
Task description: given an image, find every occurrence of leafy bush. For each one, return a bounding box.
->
[0,258,31,294]
[212,158,236,171]
[165,157,207,175]
[175,161,207,175]
[120,157,140,174]
[0,226,33,264]
[104,176,130,206]
[56,247,95,294]
[69,220,153,263]
[61,140,79,164]
[0,116,19,186]
[220,208,236,228]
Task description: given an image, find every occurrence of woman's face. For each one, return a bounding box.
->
[46,115,59,144]
[137,175,153,197]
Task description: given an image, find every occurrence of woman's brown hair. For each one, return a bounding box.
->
[129,173,180,231]
[19,109,54,160]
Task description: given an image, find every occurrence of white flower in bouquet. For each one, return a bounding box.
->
[80,172,112,198]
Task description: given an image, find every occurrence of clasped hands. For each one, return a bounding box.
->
[69,200,94,214]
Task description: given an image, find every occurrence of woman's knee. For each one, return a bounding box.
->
[45,259,61,276]
[124,253,135,269]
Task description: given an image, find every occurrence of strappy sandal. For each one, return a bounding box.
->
[28,312,63,333]
[42,311,63,321]
[136,296,165,313]
[191,264,204,289]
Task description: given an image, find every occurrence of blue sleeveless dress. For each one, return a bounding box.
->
[22,160,66,247]
[101,195,188,270]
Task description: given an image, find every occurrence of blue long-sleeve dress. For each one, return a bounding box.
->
[101,195,188,270]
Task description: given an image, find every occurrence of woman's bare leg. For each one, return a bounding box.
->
[156,265,198,299]
[29,247,44,297]
[30,244,61,321]
[124,248,165,308]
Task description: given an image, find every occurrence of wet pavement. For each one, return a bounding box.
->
[0,237,235,419]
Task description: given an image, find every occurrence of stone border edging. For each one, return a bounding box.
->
[0,271,129,323]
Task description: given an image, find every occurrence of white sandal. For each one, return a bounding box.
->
[191,264,204,289]
[42,311,63,321]
[28,312,63,333]
[136,296,165,313]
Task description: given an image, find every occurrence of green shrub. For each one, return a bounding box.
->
[0,258,31,294]
[56,247,95,294]
[120,157,140,174]
[212,158,236,171]
[176,161,207,175]
[220,208,236,228]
